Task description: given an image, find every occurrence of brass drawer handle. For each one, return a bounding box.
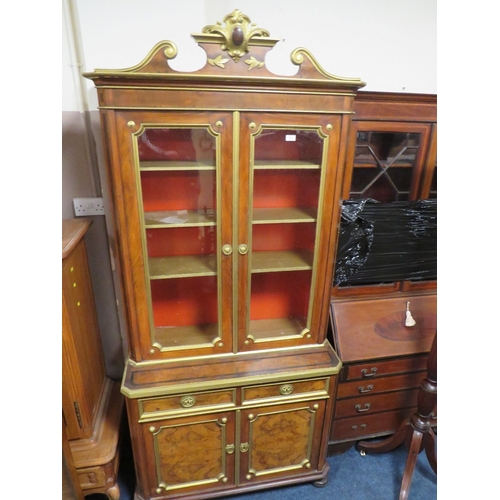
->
[355,403,371,413]
[240,443,249,453]
[238,244,249,255]
[222,244,233,256]
[226,444,235,454]
[361,368,377,378]
[279,384,293,396]
[358,384,373,394]
[180,395,196,408]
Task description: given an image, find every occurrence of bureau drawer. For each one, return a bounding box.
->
[138,389,236,421]
[78,465,107,490]
[343,356,428,381]
[242,378,330,404]
[334,388,419,418]
[337,371,425,399]
[331,408,416,442]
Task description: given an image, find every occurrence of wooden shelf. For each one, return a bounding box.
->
[249,317,307,341]
[252,207,317,224]
[154,323,219,349]
[140,160,215,171]
[251,250,313,273]
[148,254,216,279]
[144,210,216,228]
[254,160,320,170]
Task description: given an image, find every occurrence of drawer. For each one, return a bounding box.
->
[78,465,107,490]
[337,371,425,399]
[331,408,416,442]
[242,378,330,404]
[334,388,419,419]
[342,355,428,381]
[138,388,236,421]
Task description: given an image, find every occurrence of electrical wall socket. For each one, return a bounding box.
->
[73,197,105,216]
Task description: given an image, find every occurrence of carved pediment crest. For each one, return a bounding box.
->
[201,9,272,62]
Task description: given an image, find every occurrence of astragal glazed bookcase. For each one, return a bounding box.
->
[84,11,364,499]
[327,92,437,451]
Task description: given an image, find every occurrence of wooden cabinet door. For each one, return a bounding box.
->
[238,400,327,485]
[236,113,344,351]
[138,412,236,498]
[342,121,433,203]
[107,111,234,361]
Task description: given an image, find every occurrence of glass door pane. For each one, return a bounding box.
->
[350,131,420,202]
[137,126,221,351]
[247,128,324,342]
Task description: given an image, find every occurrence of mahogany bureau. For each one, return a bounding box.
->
[327,292,437,450]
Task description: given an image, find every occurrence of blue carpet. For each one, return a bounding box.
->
[87,428,436,500]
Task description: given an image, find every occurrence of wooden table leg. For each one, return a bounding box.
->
[399,429,423,500]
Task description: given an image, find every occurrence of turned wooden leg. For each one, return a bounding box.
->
[423,428,437,474]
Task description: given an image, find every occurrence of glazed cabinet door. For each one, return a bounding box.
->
[237,113,344,351]
[108,111,233,361]
[238,400,327,485]
[138,412,236,498]
[342,121,433,202]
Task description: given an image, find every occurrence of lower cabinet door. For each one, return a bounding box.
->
[142,412,236,497]
[239,400,326,485]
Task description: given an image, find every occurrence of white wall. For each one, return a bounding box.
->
[67,0,436,114]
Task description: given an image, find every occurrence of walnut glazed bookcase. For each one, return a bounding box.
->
[84,11,364,500]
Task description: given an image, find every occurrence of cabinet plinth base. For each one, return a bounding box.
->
[132,464,330,500]
[71,379,124,499]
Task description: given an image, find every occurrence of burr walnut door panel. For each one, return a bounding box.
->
[238,400,327,485]
[141,412,236,498]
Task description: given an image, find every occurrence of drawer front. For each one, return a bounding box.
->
[242,378,329,404]
[78,465,107,490]
[343,355,428,381]
[331,408,416,442]
[337,371,425,399]
[138,389,236,421]
[334,388,419,418]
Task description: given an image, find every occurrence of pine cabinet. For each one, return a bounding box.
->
[62,219,123,499]
[84,10,364,499]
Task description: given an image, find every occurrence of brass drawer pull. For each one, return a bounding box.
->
[226,444,235,454]
[279,384,293,396]
[240,443,249,453]
[238,244,249,255]
[222,244,233,256]
[355,403,371,413]
[180,395,196,408]
[361,368,377,378]
[358,384,373,394]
